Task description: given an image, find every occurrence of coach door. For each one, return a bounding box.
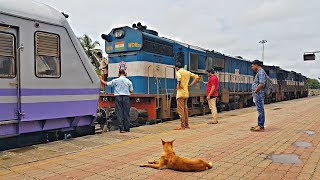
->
[0,26,19,121]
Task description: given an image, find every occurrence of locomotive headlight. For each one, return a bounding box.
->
[114,29,125,39]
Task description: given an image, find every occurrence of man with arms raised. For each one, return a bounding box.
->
[101,69,133,133]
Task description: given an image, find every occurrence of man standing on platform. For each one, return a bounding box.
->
[251,60,267,132]
[100,69,133,133]
[206,68,219,124]
[174,62,199,130]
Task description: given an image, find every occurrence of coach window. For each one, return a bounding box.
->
[0,33,15,78]
[35,32,60,78]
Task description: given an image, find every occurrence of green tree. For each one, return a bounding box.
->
[307,79,320,89]
[79,34,101,70]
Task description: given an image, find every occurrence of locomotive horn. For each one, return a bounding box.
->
[101,34,112,42]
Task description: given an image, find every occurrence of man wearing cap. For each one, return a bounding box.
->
[206,68,219,124]
[174,62,199,130]
[100,69,133,133]
[251,60,267,132]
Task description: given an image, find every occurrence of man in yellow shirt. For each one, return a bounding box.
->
[174,62,199,130]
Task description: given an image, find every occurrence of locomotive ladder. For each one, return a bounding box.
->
[148,64,173,109]
[147,64,160,108]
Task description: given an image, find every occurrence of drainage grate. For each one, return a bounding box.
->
[293,141,313,148]
[305,130,316,136]
[271,154,302,164]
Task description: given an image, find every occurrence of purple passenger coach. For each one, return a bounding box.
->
[0,0,100,150]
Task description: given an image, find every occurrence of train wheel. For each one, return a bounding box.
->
[225,104,230,111]
[96,108,108,125]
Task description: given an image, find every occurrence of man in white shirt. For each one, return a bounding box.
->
[100,69,133,133]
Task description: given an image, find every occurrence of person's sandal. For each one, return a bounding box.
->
[250,125,258,130]
[174,127,185,130]
[251,126,264,132]
[207,121,218,124]
[250,125,263,130]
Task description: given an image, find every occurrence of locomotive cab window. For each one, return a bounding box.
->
[205,56,224,71]
[189,53,198,72]
[0,33,15,78]
[206,57,213,70]
[35,32,60,78]
[175,51,185,66]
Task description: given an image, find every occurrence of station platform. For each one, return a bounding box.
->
[1,96,320,180]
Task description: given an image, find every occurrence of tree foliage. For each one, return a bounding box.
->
[78,34,101,70]
[307,79,320,89]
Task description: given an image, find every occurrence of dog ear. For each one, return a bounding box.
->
[161,139,165,145]
[170,139,176,144]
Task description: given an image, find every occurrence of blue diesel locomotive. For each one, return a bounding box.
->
[98,22,308,125]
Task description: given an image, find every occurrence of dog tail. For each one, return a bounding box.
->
[207,162,213,169]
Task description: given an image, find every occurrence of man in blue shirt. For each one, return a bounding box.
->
[100,69,133,133]
[251,60,266,132]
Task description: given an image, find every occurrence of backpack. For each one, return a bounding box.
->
[256,71,275,96]
[264,75,275,96]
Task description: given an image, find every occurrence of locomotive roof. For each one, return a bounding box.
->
[0,0,67,26]
[161,37,252,62]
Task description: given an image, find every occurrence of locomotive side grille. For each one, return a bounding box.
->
[0,33,14,57]
[36,32,60,57]
[142,35,174,57]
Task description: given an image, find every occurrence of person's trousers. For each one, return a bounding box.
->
[101,74,108,91]
[208,98,218,122]
[115,95,131,131]
[254,94,265,128]
[177,98,189,128]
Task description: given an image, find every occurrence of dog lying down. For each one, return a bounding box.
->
[140,139,213,172]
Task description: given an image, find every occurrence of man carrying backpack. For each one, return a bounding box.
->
[251,60,267,132]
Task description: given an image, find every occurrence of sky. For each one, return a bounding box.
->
[36,0,320,79]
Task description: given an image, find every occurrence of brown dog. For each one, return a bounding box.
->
[140,139,213,171]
